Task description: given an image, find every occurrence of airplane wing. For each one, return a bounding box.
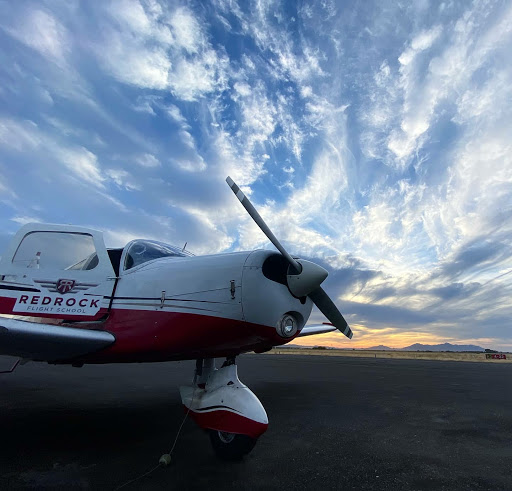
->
[298,324,337,337]
[0,317,115,362]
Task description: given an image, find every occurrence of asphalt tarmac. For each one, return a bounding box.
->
[1,354,511,490]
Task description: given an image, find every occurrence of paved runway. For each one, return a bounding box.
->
[1,354,511,490]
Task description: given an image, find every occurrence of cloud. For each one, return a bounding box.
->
[439,239,509,280]
[0,119,41,151]
[97,31,171,90]
[172,158,207,173]
[0,172,17,200]
[95,2,229,100]
[341,299,437,327]
[55,146,104,186]
[0,118,106,191]
[430,282,481,301]
[168,50,229,101]
[10,215,42,226]
[166,104,188,125]
[135,153,160,168]
[398,25,442,66]
[106,169,140,191]
[168,6,203,53]
[2,8,70,65]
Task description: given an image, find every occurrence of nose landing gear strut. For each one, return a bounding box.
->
[180,357,268,460]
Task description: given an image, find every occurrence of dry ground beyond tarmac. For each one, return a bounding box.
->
[268,347,512,363]
[1,354,511,490]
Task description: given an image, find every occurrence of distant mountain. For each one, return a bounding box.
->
[363,345,394,350]
[283,342,486,352]
[400,343,484,352]
[362,343,485,351]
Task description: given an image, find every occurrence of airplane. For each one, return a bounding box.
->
[0,176,352,460]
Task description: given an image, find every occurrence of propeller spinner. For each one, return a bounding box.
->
[226,176,353,339]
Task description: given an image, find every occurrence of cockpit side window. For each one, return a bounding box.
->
[124,240,192,271]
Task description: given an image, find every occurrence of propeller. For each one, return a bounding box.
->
[226,176,353,339]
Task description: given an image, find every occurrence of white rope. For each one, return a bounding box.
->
[114,388,197,490]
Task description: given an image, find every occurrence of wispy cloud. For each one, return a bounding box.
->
[135,153,160,168]
[3,7,70,65]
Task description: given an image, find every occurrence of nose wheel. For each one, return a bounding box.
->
[208,430,257,461]
[180,357,268,460]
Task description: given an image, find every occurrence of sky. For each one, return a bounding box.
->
[0,0,511,350]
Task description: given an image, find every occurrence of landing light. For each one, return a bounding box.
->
[277,314,298,338]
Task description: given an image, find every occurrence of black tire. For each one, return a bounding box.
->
[208,430,257,461]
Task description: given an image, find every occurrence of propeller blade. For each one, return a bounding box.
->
[309,287,353,339]
[226,176,301,274]
[226,176,353,339]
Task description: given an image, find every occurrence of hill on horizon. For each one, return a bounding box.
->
[362,345,394,351]
[363,342,485,352]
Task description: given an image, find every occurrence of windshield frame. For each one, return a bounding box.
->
[121,239,194,273]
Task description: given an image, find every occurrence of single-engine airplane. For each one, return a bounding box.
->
[0,177,352,459]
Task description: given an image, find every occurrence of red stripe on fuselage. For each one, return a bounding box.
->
[0,295,295,364]
[82,308,290,363]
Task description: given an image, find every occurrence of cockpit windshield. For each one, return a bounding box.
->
[124,240,193,271]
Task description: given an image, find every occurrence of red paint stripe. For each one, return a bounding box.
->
[86,308,293,363]
[186,406,268,438]
[0,296,299,363]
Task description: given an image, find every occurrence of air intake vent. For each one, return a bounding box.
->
[262,254,289,286]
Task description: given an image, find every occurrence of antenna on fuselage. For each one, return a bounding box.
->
[182,242,187,252]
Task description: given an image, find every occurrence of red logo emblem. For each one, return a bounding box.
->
[56,279,75,294]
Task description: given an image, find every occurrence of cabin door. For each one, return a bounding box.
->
[0,224,116,321]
